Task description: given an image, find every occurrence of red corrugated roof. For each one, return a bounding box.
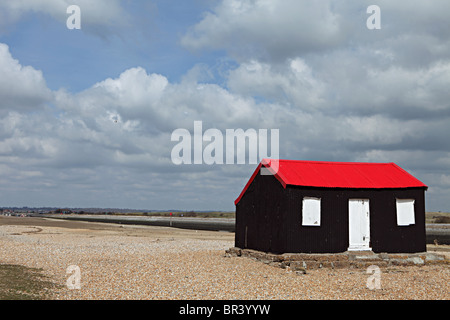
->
[234,159,427,205]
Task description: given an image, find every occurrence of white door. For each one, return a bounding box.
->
[348,199,371,251]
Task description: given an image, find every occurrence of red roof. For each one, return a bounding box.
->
[235,159,427,205]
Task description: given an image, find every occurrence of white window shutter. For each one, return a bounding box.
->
[302,197,321,226]
[396,199,415,226]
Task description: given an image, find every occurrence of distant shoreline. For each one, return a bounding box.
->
[41,214,236,233]
[38,213,450,244]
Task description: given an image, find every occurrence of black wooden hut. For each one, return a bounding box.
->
[234,159,428,254]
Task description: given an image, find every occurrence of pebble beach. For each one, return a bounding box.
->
[0,217,449,300]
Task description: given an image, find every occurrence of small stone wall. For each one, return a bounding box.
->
[225,247,448,271]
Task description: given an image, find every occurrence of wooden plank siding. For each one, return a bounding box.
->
[235,168,427,254]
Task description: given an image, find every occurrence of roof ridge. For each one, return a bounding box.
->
[277,159,394,165]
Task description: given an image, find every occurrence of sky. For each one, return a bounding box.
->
[0,0,449,211]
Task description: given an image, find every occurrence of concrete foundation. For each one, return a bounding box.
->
[225,247,448,270]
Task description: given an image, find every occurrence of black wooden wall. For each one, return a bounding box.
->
[235,169,426,254]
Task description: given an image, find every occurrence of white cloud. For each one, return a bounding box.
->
[181,0,344,62]
[182,0,450,69]
[1,46,449,209]
[227,58,327,111]
[0,43,52,113]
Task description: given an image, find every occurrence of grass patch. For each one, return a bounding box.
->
[426,212,450,224]
[0,264,58,300]
[104,211,236,219]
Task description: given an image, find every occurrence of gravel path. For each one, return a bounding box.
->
[0,217,448,300]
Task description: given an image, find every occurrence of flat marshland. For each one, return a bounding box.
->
[0,216,448,300]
